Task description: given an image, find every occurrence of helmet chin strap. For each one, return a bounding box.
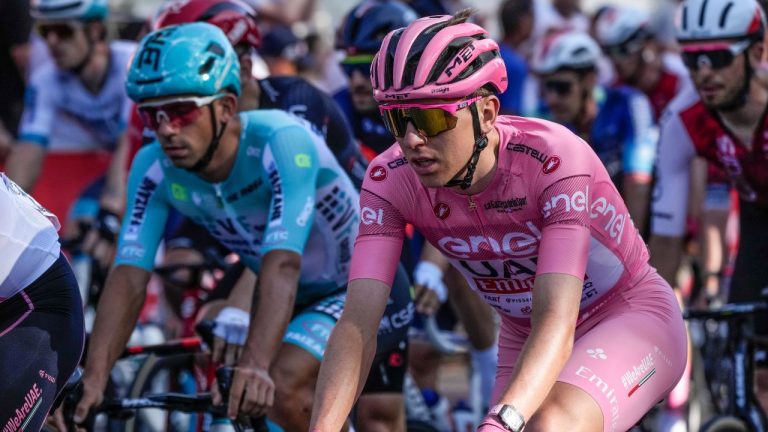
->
[188,105,228,172]
[444,103,488,190]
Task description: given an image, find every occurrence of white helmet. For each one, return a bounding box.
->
[676,0,765,42]
[533,32,601,74]
[31,0,108,21]
[596,7,652,47]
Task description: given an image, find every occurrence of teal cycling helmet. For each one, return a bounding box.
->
[31,0,108,21]
[128,23,241,173]
[127,22,241,103]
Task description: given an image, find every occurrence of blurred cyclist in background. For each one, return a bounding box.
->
[533,31,658,235]
[5,0,136,270]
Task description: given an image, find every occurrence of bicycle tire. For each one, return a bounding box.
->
[126,352,198,432]
[699,416,750,432]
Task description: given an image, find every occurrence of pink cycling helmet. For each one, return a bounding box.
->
[371,14,507,102]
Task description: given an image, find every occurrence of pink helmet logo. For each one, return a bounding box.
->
[370,165,387,182]
[543,156,561,174]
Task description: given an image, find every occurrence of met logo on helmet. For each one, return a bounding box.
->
[136,27,178,74]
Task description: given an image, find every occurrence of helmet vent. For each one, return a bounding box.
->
[682,5,688,30]
[698,0,709,27]
[719,2,734,28]
[199,57,215,75]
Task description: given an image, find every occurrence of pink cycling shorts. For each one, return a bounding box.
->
[492,268,687,432]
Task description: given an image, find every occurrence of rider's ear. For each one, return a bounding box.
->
[479,95,499,135]
[748,41,764,68]
[217,94,238,122]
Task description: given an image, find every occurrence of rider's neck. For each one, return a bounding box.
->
[198,115,243,183]
[718,79,768,131]
[78,42,110,94]
[238,78,261,112]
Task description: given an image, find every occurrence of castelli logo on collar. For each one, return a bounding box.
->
[369,165,387,182]
[433,202,451,220]
[543,156,561,174]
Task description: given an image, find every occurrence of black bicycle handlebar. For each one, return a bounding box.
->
[684,301,768,320]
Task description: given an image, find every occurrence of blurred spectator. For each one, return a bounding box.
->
[533,0,588,41]
[260,25,314,76]
[497,0,534,115]
[0,0,33,160]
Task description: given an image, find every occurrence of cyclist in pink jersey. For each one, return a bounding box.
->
[310,10,686,432]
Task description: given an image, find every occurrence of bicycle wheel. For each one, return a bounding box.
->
[126,352,199,432]
[699,415,749,432]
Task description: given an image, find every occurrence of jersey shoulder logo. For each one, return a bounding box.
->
[369,165,387,182]
[543,156,561,174]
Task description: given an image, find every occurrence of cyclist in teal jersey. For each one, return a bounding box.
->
[69,23,412,430]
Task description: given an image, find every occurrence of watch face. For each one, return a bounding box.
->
[499,405,525,431]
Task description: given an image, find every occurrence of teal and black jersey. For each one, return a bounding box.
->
[116,110,359,305]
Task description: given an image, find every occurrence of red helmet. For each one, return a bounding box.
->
[154,0,261,49]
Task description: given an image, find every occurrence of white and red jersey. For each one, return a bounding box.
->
[0,173,60,302]
[652,86,768,237]
[350,116,651,326]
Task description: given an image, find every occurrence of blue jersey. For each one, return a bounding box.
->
[498,43,528,115]
[333,88,395,156]
[539,86,657,189]
[116,110,359,305]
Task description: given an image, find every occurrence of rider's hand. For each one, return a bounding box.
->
[45,407,67,431]
[82,208,121,269]
[212,306,250,365]
[215,362,275,419]
[72,374,105,429]
[413,261,447,315]
[477,415,510,431]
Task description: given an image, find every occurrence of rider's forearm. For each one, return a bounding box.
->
[311,314,377,431]
[496,274,580,420]
[310,278,388,431]
[648,235,684,286]
[84,265,150,386]
[5,141,45,192]
[99,133,130,214]
[419,242,450,270]
[623,175,652,235]
[240,251,301,369]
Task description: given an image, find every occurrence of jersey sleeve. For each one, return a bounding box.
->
[622,92,658,181]
[17,69,59,147]
[348,186,406,286]
[533,128,594,278]
[259,125,321,256]
[651,109,696,237]
[114,147,170,270]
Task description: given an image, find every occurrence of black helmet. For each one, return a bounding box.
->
[338,0,419,55]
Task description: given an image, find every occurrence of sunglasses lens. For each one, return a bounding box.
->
[410,108,457,137]
[138,102,203,130]
[682,50,735,71]
[38,24,75,39]
[381,109,407,138]
[544,80,573,96]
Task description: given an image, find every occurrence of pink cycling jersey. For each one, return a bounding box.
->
[351,115,649,325]
[350,115,687,431]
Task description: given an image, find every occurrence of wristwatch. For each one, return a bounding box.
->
[490,404,526,432]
